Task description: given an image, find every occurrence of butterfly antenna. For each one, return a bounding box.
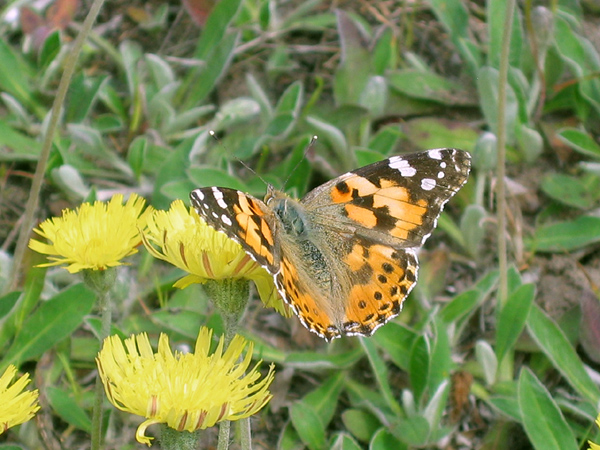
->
[282,135,318,190]
[208,130,270,188]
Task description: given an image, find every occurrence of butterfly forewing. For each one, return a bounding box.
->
[303,148,471,248]
[190,187,280,273]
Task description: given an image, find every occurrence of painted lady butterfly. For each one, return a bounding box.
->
[190,149,471,340]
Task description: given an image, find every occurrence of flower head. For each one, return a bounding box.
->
[142,200,288,315]
[0,365,40,435]
[29,194,150,273]
[590,413,600,450]
[96,328,275,445]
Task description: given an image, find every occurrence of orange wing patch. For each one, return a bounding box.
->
[276,256,338,339]
[342,244,418,336]
[232,194,275,266]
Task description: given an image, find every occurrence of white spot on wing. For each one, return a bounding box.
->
[221,214,232,226]
[429,149,443,160]
[203,203,209,210]
[440,162,447,169]
[212,212,218,218]
[194,190,205,201]
[421,178,436,191]
[211,187,228,209]
[389,156,417,177]
[437,171,445,179]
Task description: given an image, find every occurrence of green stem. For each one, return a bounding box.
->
[203,278,251,450]
[239,417,252,450]
[85,268,116,450]
[159,425,201,450]
[6,0,107,294]
[495,0,516,382]
[217,420,231,450]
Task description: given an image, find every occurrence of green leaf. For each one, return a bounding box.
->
[66,74,109,123]
[476,66,518,142]
[47,387,92,432]
[526,304,600,403]
[341,409,381,443]
[518,369,578,450]
[387,70,472,105]
[305,116,353,170]
[187,167,250,191]
[369,429,407,450]
[372,28,396,74]
[127,136,148,179]
[368,126,404,155]
[496,284,535,364]
[0,39,41,117]
[0,119,42,161]
[428,320,452,397]
[275,81,303,116]
[145,53,175,90]
[439,289,481,325]
[475,340,497,385]
[0,291,20,321]
[517,124,543,162]
[290,401,326,450]
[531,216,600,252]
[422,380,450,430]
[0,284,95,371]
[540,173,599,209]
[391,415,431,446]
[184,32,239,107]
[333,10,371,106]
[360,337,402,414]
[409,335,430,404]
[402,117,478,151]
[427,0,478,75]
[557,128,600,159]
[302,372,344,427]
[330,433,363,450]
[460,205,487,259]
[486,0,523,68]
[358,75,388,116]
[194,0,243,60]
[278,347,364,369]
[38,30,61,69]
[372,321,418,370]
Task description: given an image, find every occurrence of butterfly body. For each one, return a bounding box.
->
[191,149,471,340]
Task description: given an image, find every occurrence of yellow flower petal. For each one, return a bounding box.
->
[0,365,40,435]
[28,194,150,273]
[143,200,289,315]
[96,328,275,445]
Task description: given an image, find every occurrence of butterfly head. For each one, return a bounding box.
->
[265,187,307,237]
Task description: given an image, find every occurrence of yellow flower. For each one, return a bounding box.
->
[0,365,40,435]
[96,328,274,446]
[29,194,150,273]
[142,199,289,315]
[590,414,600,450]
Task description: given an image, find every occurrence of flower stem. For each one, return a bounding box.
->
[159,425,201,450]
[85,269,116,450]
[217,420,231,450]
[239,416,252,450]
[203,278,251,450]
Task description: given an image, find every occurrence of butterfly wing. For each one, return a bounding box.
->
[302,148,471,247]
[190,187,280,273]
[296,148,471,338]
